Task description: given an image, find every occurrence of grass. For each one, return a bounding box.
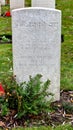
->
[56,0,73,90]
[0,124,73,130]
[4,124,73,130]
[0,17,11,35]
[0,0,73,129]
[25,0,31,6]
[0,44,12,82]
[0,5,11,35]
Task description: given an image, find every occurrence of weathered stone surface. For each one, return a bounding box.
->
[12,7,61,101]
[10,0,24,10]
[0,0,5,5]
[32,0,55,8]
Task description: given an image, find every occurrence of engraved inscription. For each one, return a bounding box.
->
[18,55,52,66]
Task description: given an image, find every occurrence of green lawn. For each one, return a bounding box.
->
[5,124,73,130]
[0,124,73,130]
[56,0,73,90]
[0,5,11,35]
[0,44,12,82]
[0,0,73,129]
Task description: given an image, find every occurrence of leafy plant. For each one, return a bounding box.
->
[62,102,73,114]
[0,74,53,118]
[0,97,9,116]
[1,103,9,116]
[1,36,10,42]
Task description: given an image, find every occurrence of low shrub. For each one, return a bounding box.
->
[0,74,53,118]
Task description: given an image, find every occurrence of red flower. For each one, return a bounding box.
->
[0,83,5,96]
[5,11,11,17]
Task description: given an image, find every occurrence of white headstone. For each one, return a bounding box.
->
[0,0,5,5]
[12,7,61,101]
[10,0,24,10]
[32,0,55,8]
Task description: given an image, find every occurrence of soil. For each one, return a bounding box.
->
[0,90,73,129]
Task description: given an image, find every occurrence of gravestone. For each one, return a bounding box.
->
[12,7,61,101]
[0,0,5,5]
[32,0,55,8]
[10,0,24,10]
